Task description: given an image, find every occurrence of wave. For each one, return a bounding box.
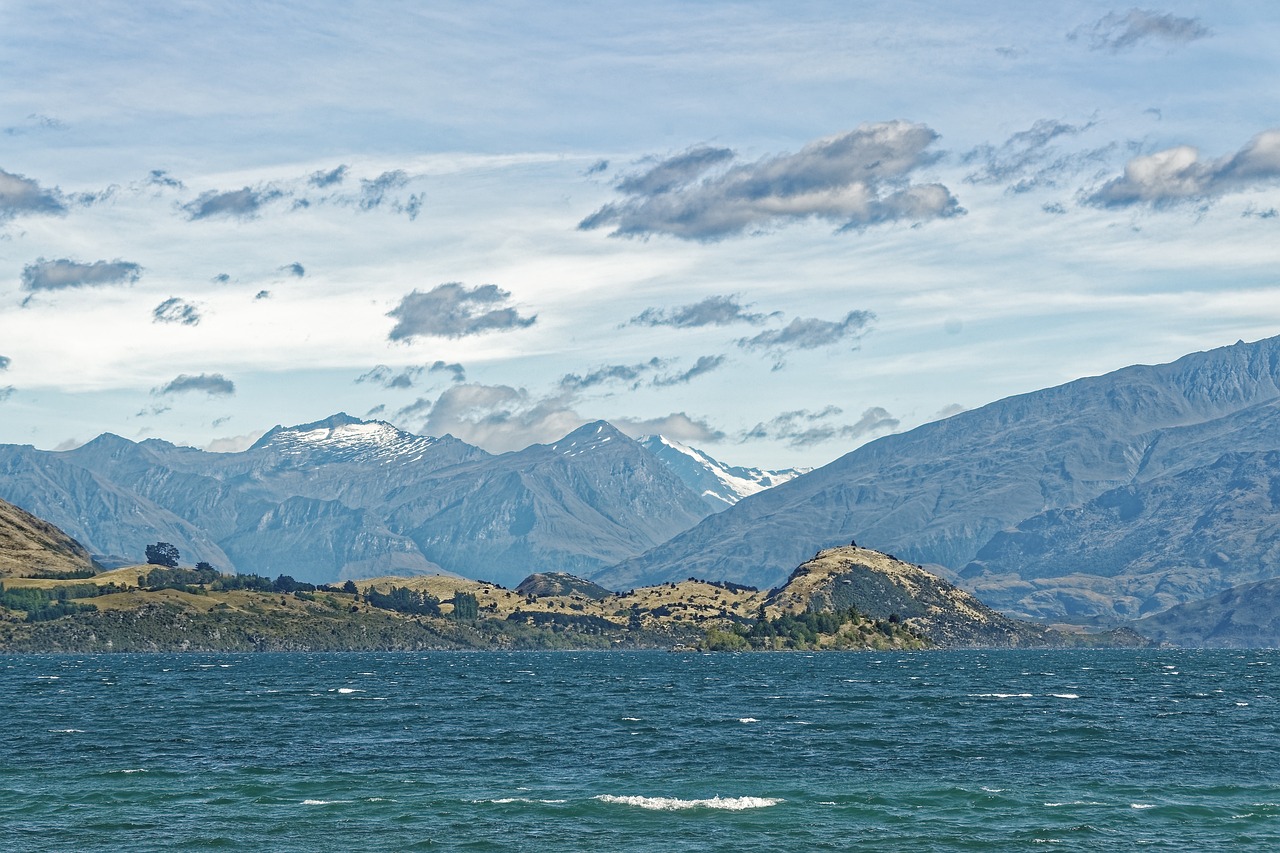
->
[594,795,782,811]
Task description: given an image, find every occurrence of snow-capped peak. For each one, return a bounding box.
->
[250,413,443,464]
[550,421,625,457]
[638,434,809,511]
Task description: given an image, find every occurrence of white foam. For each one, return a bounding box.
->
[302,799,352,805]
[594,795,782,811]
[737,717,759,723]
[335,687,362,694]
[1130,803,1155,810]
[970,693,1033,699]
[482,797,567,804]
[48,728,85,733]
[1049,693,1080,699]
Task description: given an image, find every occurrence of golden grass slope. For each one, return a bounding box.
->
[0,497,99,578]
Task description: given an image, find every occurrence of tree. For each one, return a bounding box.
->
[342,579,359,595]
[195,561,216,573]
[145,542,180,568]
[451,591,479,621]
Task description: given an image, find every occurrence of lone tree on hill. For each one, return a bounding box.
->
[145,542,181,568]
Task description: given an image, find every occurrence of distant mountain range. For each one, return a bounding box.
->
[0,414,789,588]
[599,335,1280,620]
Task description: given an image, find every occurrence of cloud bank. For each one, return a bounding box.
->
[387,283,536,341]
[21,258,142,298]
[0,168,66,219]
[1086,129,1280,208]
[579,122,963,240]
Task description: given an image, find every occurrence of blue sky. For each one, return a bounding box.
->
[2,1,1278,467]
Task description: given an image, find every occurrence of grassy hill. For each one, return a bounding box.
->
[0,497,99,578]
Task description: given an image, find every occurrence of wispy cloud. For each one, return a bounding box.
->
[612,412,726,443]
[738,310,875,354]
[1071,8,1211,52]
[558,358,666,393]
[387,283,536,341]
[579,122,963,241]
[652,354,725,386]
[0,168,67,219]
[154,373,236,396]
[963,118,1114,194]
[1085,129,1280,208]
[182,185,284,220]
[0,386,14,402]
[744,406,898,448]
[281,262,305,277]
[152,297,202,326]
[627,295,770,328]
[21,258,142,303]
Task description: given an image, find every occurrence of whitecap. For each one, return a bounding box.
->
[622,717,641,721]
[594,795,781,811]
[36,675,59,680]
[1049,693,1080,699]
[737,717,759,723]
[970,693,1033,699]
[335,688,362,694]
[302,799,352,805]
[1130,803,1155,810]
[48,728,85,733]
[481,797,566,804]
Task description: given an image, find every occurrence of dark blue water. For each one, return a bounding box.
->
[3,650,1279,851]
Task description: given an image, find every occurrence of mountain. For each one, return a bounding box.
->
[637,435,808,511]
[595,336,1280,618]
[1135,577,1280,648]
[0,416,712,586]
[0,496,99,578]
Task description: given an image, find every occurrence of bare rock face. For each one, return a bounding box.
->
[596,336,1280,621]
[0,496,99,578]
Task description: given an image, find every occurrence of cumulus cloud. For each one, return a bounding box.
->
[152,297,202,326]
[1071,8,1210,52]
[744,406,898,448]
[612,412,726,444]
[627,294,770,328]
[415,383,585,452]
[963,118,1114,193]
[21,258,142,302]
[387,283,536,341]
[1085,129,1280,208]
[0,168,67,219]
[282,262,305,277]
[309,165,348,187]
[154,373,236,397]
[579,122,963,241]
[204,431,265,453]
[182,185,284,220]
[738,310,875,353]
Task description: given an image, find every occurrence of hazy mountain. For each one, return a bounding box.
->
[1135,577,1280,648]
[0,496,99,578]
[0,415,711,586]
[637,435,808,511]
[595,336,1280,617]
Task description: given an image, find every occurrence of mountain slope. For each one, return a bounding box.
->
[638,435,807,511]
[595,336,1280,598]
[1136,577,1280,648]
[0,416,712,585]
[0,496,99,578]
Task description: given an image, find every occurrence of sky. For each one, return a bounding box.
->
[1,1,1278,469]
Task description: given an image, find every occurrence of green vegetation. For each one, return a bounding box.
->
[451,591,480,621]
[701,606,929,651]
[366,585,441,616]
[144,542,181,568]
[0,582,102,622]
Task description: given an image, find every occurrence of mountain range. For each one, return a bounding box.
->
[0,415,780,588]
[599,335,1280,620]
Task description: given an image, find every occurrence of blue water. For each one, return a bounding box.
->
[3,649,1279,851]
